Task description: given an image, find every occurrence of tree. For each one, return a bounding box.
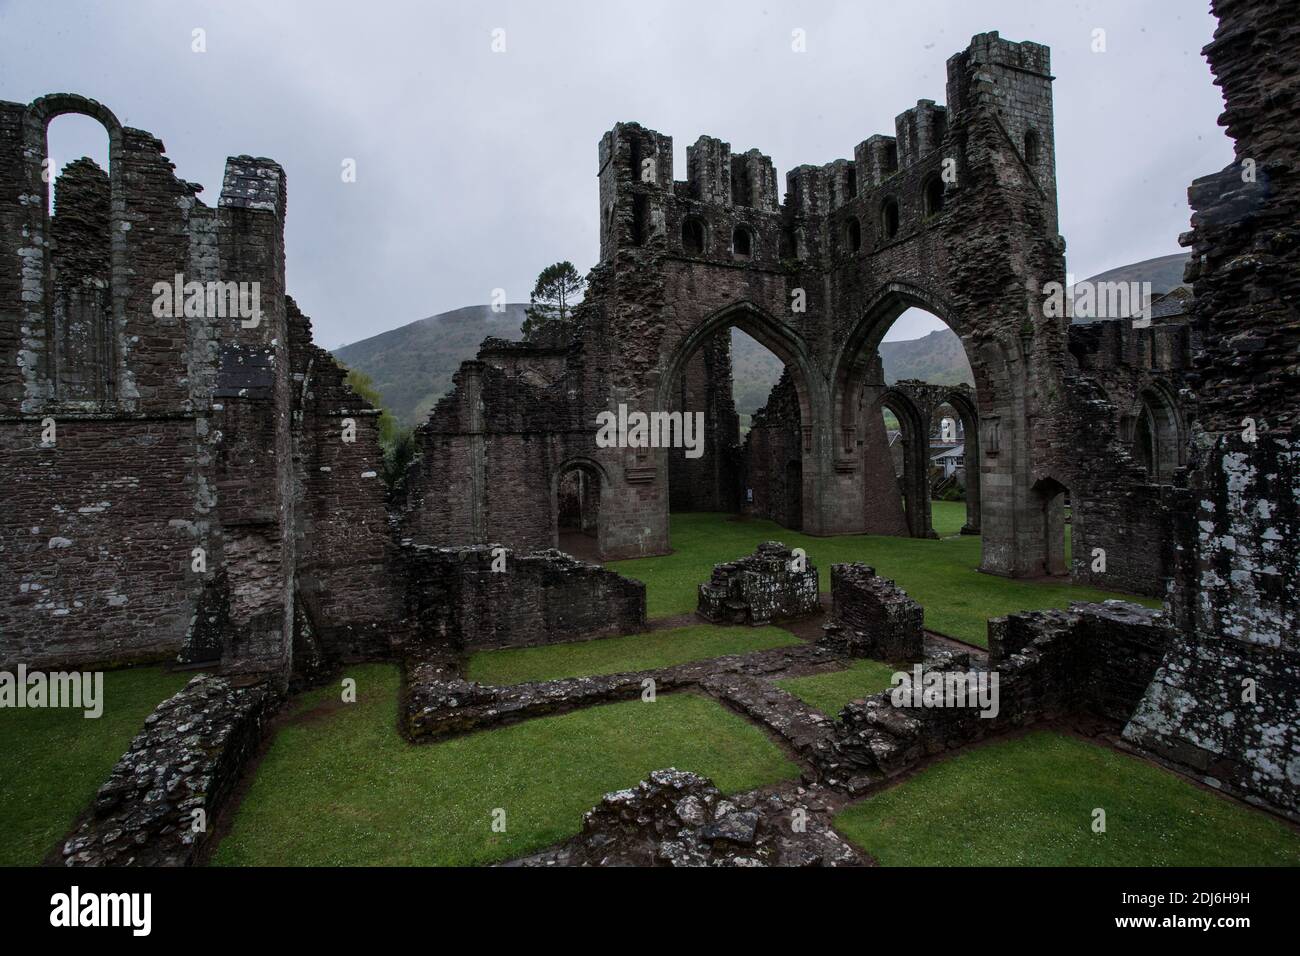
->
[344,367,417,490]
[522,261,586,340]
[343,368,400,447]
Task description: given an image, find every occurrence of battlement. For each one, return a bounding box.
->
[597,32,1056,263]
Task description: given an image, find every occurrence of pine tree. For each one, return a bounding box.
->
[522,261,586,340]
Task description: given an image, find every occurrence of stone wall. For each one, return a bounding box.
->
[1121,0,1300,819]
[697,541,819,625]
[817,601,1172,790]
[288,299,402,663]
[741,368,803,528]
[0,96,396,684]
[61,674,276,866]
[402,543,645,653]
[408,31,1070,580]
[397,337,607,555]
[821,563,923,661]
[1063,316,1197,597]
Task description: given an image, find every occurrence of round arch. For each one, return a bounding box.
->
[551,456,611,560]
[24,94,127,409]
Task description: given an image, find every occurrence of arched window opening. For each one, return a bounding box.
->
[556,463,603,561]
[45,113,114,405]
[923,175,945,217]
[845,217,862,252]
[732,225,753,259]
[881,198,900,240]
[731,161,752,207]
[1024,128,1041,166]
[681,216,705,254]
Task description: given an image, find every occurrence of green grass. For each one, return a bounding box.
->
[211,663,798,866]
[608,507,1153,647]
[0,666,193,866]
[930,499,968,537]
[833,730,1300,866]
[467,624,800,685]
[776,659,900,717]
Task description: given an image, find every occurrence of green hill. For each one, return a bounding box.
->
[333,306,973,426]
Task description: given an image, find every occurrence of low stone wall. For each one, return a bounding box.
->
[62,674,277,866]
[821,563,923,661]
[516,769,863,867]
[402,543,645,652]
[697,541,819,626]
[403,642,841,742]
[816,601,1172,792]
[989,600,1173,721]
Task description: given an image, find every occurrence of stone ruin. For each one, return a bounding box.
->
[820,563,924,662]
[517,769,862,867]
[1,0,1298,865]
[697,541,819,626]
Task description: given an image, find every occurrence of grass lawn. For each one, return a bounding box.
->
[0,666,192,866]
[608,506,1154,647]
[776,659,900,717]
[467,624,800,685]
[211,663,798,866]
[833,730,1300,866]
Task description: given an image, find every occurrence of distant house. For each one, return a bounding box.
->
[931,443,965,479]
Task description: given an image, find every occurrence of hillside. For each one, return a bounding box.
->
[333,306,973,426]
[1070,252,1191,323]
[732,327,973,421]
[333,304,529,424]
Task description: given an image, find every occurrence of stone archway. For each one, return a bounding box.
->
[552,457,609,561]
[1131,381,1185,483]
[654,300,827,535]
[830,282,1009,560]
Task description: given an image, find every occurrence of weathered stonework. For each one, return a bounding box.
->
[821,563,924,661]
[697,541,819,625]
[403,641,841,743]
[517,770,862,867]
[402,543,645,655]
[0,96,399,683]
[61,674,275,866]
[400,32,1070,580]
[1112,0,1300,819]
[816,601,1172,792]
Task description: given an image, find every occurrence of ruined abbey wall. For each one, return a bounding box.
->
[505,32,1071,576]
[0,96,399,678]
[396,337,607,554]
[1121,0,1300,815]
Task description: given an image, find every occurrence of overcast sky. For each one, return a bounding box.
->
[1,0,1231,349]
